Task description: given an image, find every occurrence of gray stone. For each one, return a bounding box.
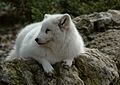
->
[75,48,119,85]
[0,48,119,85]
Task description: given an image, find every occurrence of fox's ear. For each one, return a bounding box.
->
[44,14,51,19]
[58,14,70,31]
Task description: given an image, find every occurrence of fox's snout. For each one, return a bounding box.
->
[35,38,39,43]
[35,38,41,45]
[35,37,52,45]
[35,38,42,45]
[35,38,46,45]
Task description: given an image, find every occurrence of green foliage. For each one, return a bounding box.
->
[29,0,120,22]
[58,0,120,15]
[0,0,120,22]
[27,0,59,21]
[0,2,15,12]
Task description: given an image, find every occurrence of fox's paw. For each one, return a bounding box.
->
[63,58,73,66]
[42,63,54,77]
[62,61,71,70]
[42,63,54,74]
[45,71,54,77]
[62,63,70,70]
[40,59,54,76]
[43,66,54,77]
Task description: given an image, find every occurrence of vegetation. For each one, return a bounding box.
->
[0,0,120,24]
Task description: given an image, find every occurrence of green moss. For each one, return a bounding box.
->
[4,61,25,85]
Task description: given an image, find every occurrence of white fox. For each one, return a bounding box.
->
[7,14,85,73]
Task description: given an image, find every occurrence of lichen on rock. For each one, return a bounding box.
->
[75,48,119,85]
[0,48,119,85]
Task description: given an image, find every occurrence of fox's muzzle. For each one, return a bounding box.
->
[35,38,52,45]
[35,38,39,43]
[35,38,42,45]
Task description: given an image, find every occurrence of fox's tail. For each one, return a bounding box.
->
[6,49,17,61]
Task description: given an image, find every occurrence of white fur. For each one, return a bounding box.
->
[7,14,85,73]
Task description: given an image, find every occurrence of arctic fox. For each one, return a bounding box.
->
[7,14,85,73]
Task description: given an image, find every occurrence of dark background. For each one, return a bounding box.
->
[0,0,120,32]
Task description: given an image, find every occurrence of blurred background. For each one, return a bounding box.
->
[0,0,120,61]
[0,0,120,31]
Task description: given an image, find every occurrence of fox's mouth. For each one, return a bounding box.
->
[35,38,52,45]
[37,40,50,45]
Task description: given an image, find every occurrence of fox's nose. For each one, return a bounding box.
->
[35,38,39,43]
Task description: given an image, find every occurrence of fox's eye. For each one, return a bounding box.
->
[45,29,51,33]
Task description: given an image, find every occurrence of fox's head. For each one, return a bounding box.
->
[35,14,74,46]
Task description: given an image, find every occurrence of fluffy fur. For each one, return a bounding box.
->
[6,14,85,73]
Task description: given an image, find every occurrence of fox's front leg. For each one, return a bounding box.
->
[34,57,54,74]
[39,59,54,74]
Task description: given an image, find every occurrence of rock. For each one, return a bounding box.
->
[0,33,16,63]
[75,48,119,85]
[73,10,120,43]
[74,11,112,33]
[87,29,120,59]
[73,10,120,85]
[0,59,84,85]
[108,10,120,25]
[73,10,120,63]
[0,48,118,85]
[86,29,120,85]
